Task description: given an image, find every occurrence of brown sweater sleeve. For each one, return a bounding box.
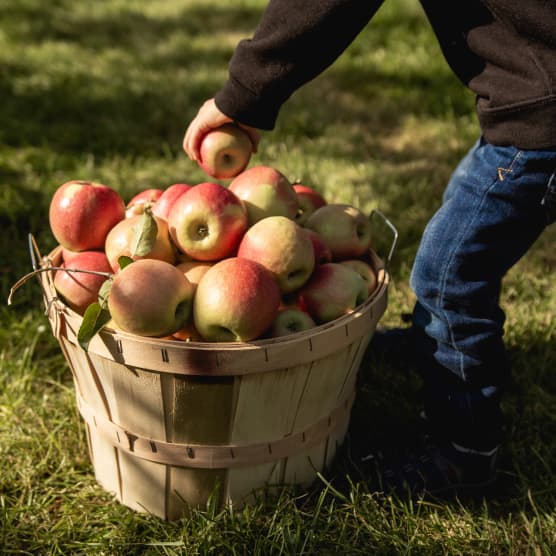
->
[214,0,384,129]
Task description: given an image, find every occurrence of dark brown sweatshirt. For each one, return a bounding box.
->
[214,0,556,150]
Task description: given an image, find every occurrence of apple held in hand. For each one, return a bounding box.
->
[54,250,112,315]
[49,180,126,251]
[199,124,253,179]
[340,259,378,294]
[298,263,369,324]
[238,216,314,293]
[108,259,194,337]
[193,257,281,342]
[270,308,316,338]
[151,183,192,221]
[293,183,327,225]
[125,188,164,217]
[104,213,176,271]
[229,165,299,225]
[168,182,248,261]
[305,203,372,260]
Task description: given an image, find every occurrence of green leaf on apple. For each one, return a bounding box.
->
[130,210,158,257]
[97,278,113,310]
[117,255,134,270]
[77,302,112,351]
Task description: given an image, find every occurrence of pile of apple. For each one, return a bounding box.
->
[49,125,378,345]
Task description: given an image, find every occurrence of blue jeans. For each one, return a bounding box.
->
[409,137,556,451]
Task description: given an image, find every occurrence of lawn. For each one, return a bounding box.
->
[1,0,555,554]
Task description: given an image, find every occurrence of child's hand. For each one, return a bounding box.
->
[183,99,260,163]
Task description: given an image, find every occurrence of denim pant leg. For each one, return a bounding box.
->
[409,137,556,450]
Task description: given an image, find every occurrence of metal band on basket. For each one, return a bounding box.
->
[76,390,356,469]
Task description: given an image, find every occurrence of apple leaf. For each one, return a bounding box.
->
[118,255,134,270]
[97,278,113,310]
[77,302,112,351]
[130,210,158,257]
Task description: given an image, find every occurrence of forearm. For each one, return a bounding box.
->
[215,0,384,129]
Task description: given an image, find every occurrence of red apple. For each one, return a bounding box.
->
[54,250,113,315]
[228,165,299,225]
[151,183,193,221]
[168,182,248,261]
[104,213,176,271]
[49,180,125,251]
[304,228,333,265]
[193,257,281,342]
[269,308,316,338]
[305,204,372,260]
[340,259,378,294]
[125,188,164,217]
[198,124,253,179]
[297,263,369,324]
[61,246,103,265]
[108,259,194,337]
[293,183,327,225]
[238,216,314,293]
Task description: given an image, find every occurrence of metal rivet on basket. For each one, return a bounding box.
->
[161,348,170,363]
[268,443,272,455]
[116,339,123,354]
[186,447,195,459]
[150,441,157,453]
[230,448,235,459]
[308,337,313,352]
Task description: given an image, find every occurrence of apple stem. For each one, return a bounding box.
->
[7,266,113,306]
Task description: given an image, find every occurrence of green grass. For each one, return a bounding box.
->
[1,0,555,554]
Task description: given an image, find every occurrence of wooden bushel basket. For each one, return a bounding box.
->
[33,214,394,521]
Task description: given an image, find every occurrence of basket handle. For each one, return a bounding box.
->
[369,209,398,273]
[28,233,42,271]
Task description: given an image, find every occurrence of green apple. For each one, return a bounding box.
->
[297,263,369,324]
[269,308,316,337]
[237,216,315,293]
[340,259,378,294]
[228,165,299,225]
[305,203,372,260]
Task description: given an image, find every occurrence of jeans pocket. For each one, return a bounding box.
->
[542,171,556,225]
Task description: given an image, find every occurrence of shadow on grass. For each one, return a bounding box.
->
[319,331,556,520]
[0,1,472,159]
